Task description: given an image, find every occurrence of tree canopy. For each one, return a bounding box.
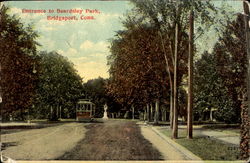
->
[194,14,247,124]
[34,51,84,120]
[0,6,39,120]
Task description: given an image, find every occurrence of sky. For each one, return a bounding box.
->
[4,1,243,82]
[5,1,132,82]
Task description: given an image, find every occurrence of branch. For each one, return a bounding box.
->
[158,31,173,89]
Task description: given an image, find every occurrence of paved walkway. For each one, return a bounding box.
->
[154,125,240,146]
[200,130,239,145]
[138,122,202,161]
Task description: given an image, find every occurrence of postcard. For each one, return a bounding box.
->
[0,0,249,163]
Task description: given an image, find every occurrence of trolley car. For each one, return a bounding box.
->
[76,99,95,121]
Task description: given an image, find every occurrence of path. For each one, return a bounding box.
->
[140,126,188,160]
[155,125,240,146]
[1,122,86,160]
[200,130,240,145]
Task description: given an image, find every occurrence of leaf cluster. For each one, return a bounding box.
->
[0,6,39,119]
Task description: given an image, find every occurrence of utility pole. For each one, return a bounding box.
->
[187,9,194,139]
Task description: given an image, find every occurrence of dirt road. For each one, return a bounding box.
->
[1,122,86,160]
[58,120,162,160]
[1,120,190,161]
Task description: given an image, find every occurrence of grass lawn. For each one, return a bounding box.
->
[161,129,240,160]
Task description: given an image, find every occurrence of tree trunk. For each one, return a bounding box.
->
[147,104,150,122]
[165,109,168,121]
[56,104,59,119]
[170,89,174,128]
[150,103,154,121]
[240,94,249,159]
[173,21,179,139]
[59,106,62,119]
[154,99,160,124]
[158,31,174,129]
[132,104,135,120]
[187,9,194,139]
[50,105,53,120]
[161,107,164,121]
[161,107,167,122]
[164,109,167,121]
[209,109,213,121]
[144,109,147,121]
[242,0,250,159]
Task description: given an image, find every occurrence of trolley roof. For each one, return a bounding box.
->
[77,99,95,105]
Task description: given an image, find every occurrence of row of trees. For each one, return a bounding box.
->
[106,0,249,159]
[194,14,247,123]
[107,0,216,138]
[83,77,122,118]
[0,5,39,120]
[0,6,84,121]
[194,13,249,158]
[0,0,249,159]
[0,5,118,121]
[33,51,84,120]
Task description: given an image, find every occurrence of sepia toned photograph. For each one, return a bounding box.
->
[0,0,249,162]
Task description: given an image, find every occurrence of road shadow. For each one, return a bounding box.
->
[1,142,19,151]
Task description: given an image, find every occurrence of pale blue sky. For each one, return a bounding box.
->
[5,1,243,81]
[5,1,132,81]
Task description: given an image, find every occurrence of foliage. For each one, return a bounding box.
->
[84,77,107,118]
[83,77,121,118]
[107,0,217,114]
[214,14,247,123]
[194,52,237,123]
[0,6,39,120]
[107,26,167,105]
[130,0,216,40]
[194,14,247,124]
[107,17,189,111]
[214,14,247,107]
[34,51,84,120]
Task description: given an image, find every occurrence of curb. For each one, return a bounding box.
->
[150,126,202,161]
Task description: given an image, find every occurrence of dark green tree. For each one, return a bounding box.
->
[34,51,84,120]
[84,77,107,118]
[194,51,237,123]
[0,5,39,120]
[83,77,121,118]
[213,14,248,158]
[194,13,248,158]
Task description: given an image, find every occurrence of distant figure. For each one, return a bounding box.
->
[102,103,108,119]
